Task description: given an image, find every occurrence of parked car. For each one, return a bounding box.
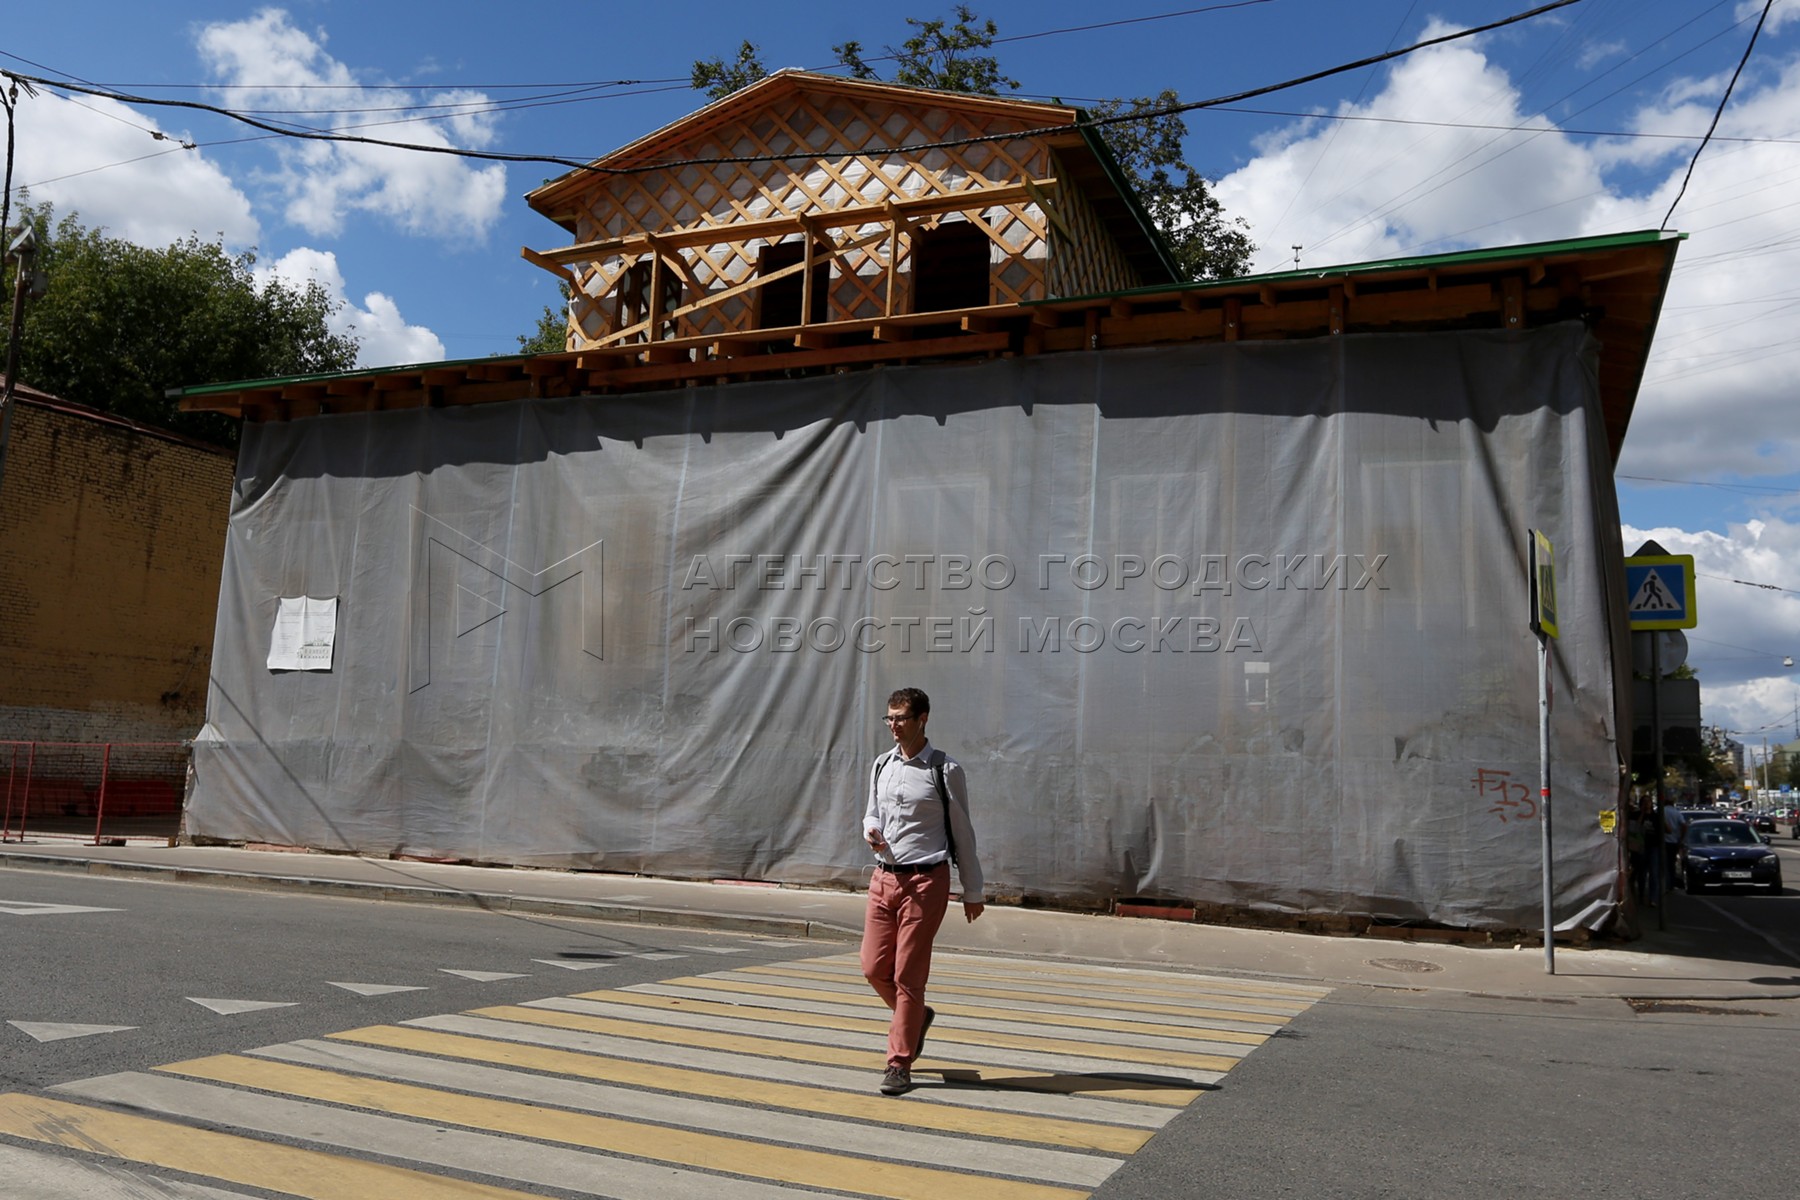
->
[1676,820,1783,893]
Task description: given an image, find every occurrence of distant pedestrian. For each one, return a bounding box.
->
[1625,801,1647,902]
[861,686,985,1096]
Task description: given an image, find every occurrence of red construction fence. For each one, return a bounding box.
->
[0,740,189,844]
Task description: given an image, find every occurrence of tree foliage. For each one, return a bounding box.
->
[1089,93,1253,281]
[684,8,1251,282]
[516,285,571,354]
[692,41,770,102]
[3,202,357,445]
[834,5,1018,96]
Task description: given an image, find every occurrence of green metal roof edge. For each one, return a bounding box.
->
[1028,228,1688,307]
[1071,108,1184,286]
[170,352,540,399]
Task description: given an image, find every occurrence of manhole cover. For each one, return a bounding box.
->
[1365,957,1444,974]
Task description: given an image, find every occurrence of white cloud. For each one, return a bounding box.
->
[1213,24,1800,727]
[1214,28,1800,486]
[13,91,258,247]
[256,247,445,368]
[1215,22,1609,269]
[1741,0,1800,36]
[1624,518,1800,740]
[194,8,508,240]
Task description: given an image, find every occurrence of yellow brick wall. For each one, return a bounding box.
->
[0,399,235,744]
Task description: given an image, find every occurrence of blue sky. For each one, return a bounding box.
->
[5,1,1799,754]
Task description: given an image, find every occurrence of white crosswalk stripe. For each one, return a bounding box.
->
[0,950,1329,1198]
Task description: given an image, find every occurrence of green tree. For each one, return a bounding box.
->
[833,5,1018,96]
[516,285,571,354]
[1088,92,1253,281]
[692,40,769,101]
[689,8,1251,281]
[2,202,357,446]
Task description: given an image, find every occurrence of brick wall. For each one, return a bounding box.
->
[0,393,235,744]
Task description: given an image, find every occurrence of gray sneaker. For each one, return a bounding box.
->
[880,1065,912,1095]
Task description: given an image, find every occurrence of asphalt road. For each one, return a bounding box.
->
[4,866,1798,1199]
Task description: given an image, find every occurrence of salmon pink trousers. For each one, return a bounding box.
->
[860,861,951,1069]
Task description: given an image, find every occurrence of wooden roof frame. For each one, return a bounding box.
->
[175,231,1683,465]
[523,69,1180,290]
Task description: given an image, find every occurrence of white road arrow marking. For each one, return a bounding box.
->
[0,901,124,915]
[531,959,615,971]
[439,969,528,982]
[327,982,430,996]
[187,998,298,1015]
[8,1021,136,1042]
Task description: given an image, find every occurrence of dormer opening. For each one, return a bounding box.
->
[615,259,682,340]
[912,219,991,312]
[756,239,830,328]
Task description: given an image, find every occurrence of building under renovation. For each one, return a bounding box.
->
[177,71,1680,933]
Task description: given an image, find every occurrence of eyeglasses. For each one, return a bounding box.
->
[880,714,917,726]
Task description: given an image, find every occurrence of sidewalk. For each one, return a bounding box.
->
[3,838,1796,1003]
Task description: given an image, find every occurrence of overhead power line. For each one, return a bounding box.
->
[0,0,1585,179]
[1661,0,1776,229]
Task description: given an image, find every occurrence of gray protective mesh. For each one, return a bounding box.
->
[189,322,1629,930]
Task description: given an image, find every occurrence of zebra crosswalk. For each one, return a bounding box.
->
[0,951,1329,1198]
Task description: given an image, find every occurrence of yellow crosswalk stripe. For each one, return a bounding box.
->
[555,988,1240,1071]
[645,972,1291,1030]
[156,1055,1089,1200]
[327,1023,1155,1154]
[759,958,1325,1008]
[600,981,1270,1046]
[0,1092,539,1199]
[467,1002,1222,1091]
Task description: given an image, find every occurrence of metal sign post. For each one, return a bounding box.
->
[1625,544,1696,933]
[1529,530,1557,975]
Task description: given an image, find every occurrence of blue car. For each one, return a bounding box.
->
[1676,819,1783,894]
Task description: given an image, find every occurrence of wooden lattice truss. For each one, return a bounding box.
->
[523,73,1146,351]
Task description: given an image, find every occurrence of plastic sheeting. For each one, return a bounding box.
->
[189,322,1631,930]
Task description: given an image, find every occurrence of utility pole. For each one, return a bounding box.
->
[0,225,40,502]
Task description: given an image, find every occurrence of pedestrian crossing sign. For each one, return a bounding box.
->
[1624,554,1696,630]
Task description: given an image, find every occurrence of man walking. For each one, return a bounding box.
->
[861,686,984,1096]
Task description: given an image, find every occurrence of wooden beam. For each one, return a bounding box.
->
[530,178,1059,265]
[520,246,579,285]
[586,332,1011,389]
[1501,276,1524,330]
[576,349,642,371]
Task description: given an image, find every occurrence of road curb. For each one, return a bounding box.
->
[0,850,860,943]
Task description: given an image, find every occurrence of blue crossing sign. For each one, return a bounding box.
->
[1624,554,1696,630]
